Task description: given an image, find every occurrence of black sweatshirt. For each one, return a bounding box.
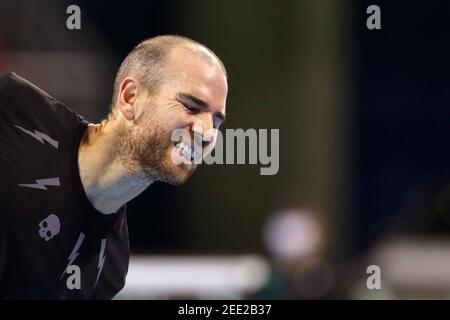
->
[0,73,129,299]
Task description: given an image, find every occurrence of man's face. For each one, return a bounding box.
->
[125,48,228,185]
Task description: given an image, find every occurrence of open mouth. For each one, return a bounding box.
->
[174,141,199,162]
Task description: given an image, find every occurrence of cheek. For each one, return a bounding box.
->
[151,102,192,134]
[165,110,192,131]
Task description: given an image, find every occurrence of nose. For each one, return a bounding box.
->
[191,114,217,149]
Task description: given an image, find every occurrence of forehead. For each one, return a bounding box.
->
[163,46,228,111]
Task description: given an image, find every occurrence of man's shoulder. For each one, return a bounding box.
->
[0,72,60,106]
[0,72,87,131]
[0,72,15,91]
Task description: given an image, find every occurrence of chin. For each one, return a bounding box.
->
[160,162,197,185]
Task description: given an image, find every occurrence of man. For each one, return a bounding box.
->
[0,35,228,299]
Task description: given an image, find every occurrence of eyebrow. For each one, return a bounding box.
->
[176,92,226,123]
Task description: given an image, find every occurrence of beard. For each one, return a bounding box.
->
[116,112,197,185]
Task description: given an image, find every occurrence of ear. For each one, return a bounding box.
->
[117,77,139,121]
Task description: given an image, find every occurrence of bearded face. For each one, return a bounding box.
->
[115,47,227,185]
[118,103,198,185]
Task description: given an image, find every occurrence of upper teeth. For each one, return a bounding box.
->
[175,142,197,161]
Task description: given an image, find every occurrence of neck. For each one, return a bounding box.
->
[77,119,154,215]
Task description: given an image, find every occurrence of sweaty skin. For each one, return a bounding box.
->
[78,45,228,214]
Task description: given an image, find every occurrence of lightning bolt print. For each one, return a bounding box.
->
[18,177,60,190]
[15,125,59,149]
[61,232,86,280]
[95,239,107,287]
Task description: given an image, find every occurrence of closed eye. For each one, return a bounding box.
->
[181,102,200,113]
[176,93,226,129]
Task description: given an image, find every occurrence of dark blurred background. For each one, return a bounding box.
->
[1,0,450,299]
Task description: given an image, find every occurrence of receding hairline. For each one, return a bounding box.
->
[143,36,227,76]
[108,35,227,119]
